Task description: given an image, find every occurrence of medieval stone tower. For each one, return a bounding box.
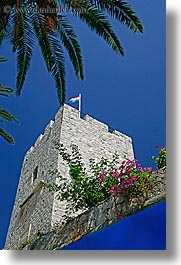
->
[5,104,134,250]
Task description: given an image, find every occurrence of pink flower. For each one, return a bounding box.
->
[99,172,105,178]
[147,167,152,171]
[128,183,134,186]
[126,169,132,174]
[136,164,143,171]
[98,172,105,184]
[109,188,118,196]
[130,176,138,181]
[112,170,118,178]
[156,144,159,148]
[137,163,141,168]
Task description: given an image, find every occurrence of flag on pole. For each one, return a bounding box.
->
[68,94,81,118]
[68,95,80,104]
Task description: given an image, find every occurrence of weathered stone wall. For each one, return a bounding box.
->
[51,105,134,227]
[4,108,63,249]
[150,167,166,197]
[22,168,166,250]
[5,104,134,250]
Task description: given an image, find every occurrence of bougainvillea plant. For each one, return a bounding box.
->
[42,144,154,220]
[152,145,166,169]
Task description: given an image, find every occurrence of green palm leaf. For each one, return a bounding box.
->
[0,85,14,97]
[0,57,7,62]
[0,108,19,124]
[12,12,34,95]
[31,13,55,72]
[89,0,144,33]
[48,34,66,104]
[0,86,14,94]
[57,15,84,79]
[0,107,19,144]
[0,56,18,144]
[0,10,14,46]
[32,13,66,103]
[0,1,143,105]
[0,128,14,144]
[71,3,124,55]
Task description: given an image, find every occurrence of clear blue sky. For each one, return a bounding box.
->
[0,0,165,249]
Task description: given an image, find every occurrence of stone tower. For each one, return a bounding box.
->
[5,104,134,249]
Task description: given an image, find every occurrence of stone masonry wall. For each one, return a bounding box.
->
[5,104,134,250]
[23,168,166,250]
[51,105,134,227]
[4,108,63,249]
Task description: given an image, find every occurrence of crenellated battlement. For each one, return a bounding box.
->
[25,104,132,158]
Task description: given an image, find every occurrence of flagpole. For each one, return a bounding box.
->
[79,93,81,118]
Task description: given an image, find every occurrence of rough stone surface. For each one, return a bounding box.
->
[5,104,134,250]
[23,168,166,250]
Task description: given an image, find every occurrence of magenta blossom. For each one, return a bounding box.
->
[147,167,152,171]
[126,169,132,174]
[99,172,105,178]
[98,172,106,184]
[130,176,138,181]
[112,170,118,178]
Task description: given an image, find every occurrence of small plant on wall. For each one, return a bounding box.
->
[152,145,166,169]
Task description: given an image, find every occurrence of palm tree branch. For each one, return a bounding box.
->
[0,57,7,62]
[31,13,55,72]
[32,13,66,104]
[57,15,84,79]
[0,127,14,144]
[88,0,143,33]
[70,2,124,55]
[0,108,19,124]
[0,86,14,95]
[0,8,15,47]
[11,12,34,95]
[48,33,66,104]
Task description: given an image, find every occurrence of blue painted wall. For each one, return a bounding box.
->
[61,201,166,250]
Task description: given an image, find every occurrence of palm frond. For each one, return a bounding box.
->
[0,0,144,106]
[31,13,55,72]
[48,34,66,104]
[0,57,7,62]
[71,3,124,55]
[89,0,143,33]
[0,31,5,46]
[0,128,14,144]
[12,12,34,95]
[0,86,14,97]
[0,108,19,124]
[0,9,15,46]
[57,15,84,79]
[32,13,66,104]
[0,86,14,94]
